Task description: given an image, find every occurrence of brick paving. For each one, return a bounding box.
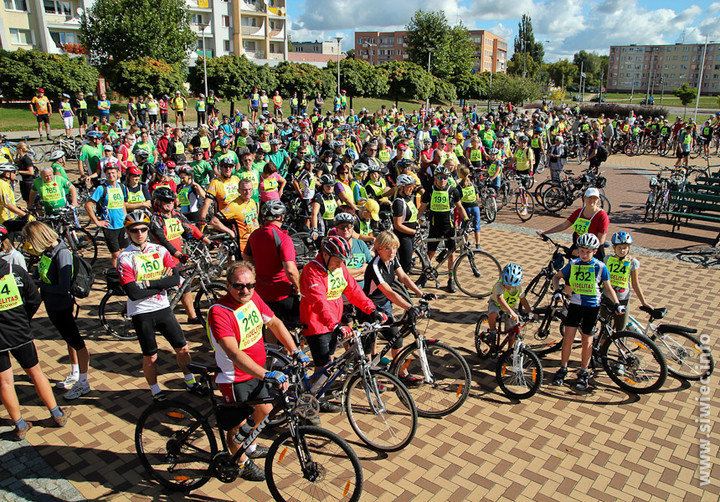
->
[1,153,719,501]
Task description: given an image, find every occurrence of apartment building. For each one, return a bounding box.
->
[607,42,720,95]
[354,29,507,73]
[292,40,341,55]
[0,0,288,64]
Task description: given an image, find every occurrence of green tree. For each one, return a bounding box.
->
[381,61,433,105]
[490,74,541,105]
[273,61,336,98]
[0,49,98,101]
[572,50,603,86]
[431,24,476,79]
[507,53,539,78]
[513,14,544,72]
[673,83,697,117]
[345,49,356,59]
[112,58,185,97]
[80,0,194,68]
[430,77,456,103]
[406,10,474,78]
[545,59,578,89]
[450,73,489,101]
[327,58,389,102]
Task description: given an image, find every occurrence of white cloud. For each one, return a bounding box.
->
[461,0,533,20]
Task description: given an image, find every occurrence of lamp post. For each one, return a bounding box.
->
[426,49,434,112]
[201,23,210,99]
[694,35,710,123]
[335,36,343,96]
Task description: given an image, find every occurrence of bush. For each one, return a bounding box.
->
[578,103,668,120]
[110,58,186,98]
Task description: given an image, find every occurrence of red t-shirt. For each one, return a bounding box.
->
[208,292,274,383]
[245,224,296,302]
[567,206,609,239]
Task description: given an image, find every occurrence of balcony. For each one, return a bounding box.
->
[241,23,265,37]
[240,0,267,14]
[185,0,211,10]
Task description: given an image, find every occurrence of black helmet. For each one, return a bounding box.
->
[319,174,336,186]
[152,186,177,202]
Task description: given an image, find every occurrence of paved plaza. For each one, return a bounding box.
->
[0,152,718,501]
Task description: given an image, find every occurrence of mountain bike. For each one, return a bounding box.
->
[541,170,611,214]
[523,234,572,310]
[474,313,543,399]
[36,206,98,265]
[135,361,364,500]
[676,246,720,268]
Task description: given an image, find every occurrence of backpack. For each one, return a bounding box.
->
[596,144,608,163]
[70,252,95,298]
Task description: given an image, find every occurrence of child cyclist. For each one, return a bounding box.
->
[487,263,535,345]
[551,233,624,391]
[602,231,654,330]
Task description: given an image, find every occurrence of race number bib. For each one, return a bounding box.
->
[327,268,347,300]
[0,273,22,311]
[234,301,263,350]
[569,264,596,296]
[572,217,591,236]
[606,257,631,289]
[107,186,125,210]
[165,217,184,241]
[134,252,164,281]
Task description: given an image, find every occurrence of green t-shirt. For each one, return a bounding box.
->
[237,166,261,204]
[79,143,103,174]
[32,175,71,213]
[51,162,68,181]
[213,151,239,166]
[133,141,157,164]
[190,160,214,186]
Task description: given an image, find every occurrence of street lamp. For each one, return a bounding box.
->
[201,23,210,99]
[694,35,712,122]
[426,49,434,112]
[335,36,343,96]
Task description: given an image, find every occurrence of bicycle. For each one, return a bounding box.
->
[135,360,364,500]
[510,174,535,222]
[541,169,611,215]
[523,234,572,310]
[41,136,83,162]
[676,246,720,268]
[624,306,714,381]
[266,319,418,452]
[414,226,501,298]
[645,165,686,222]
[36,206,98,265]
[474,312,543,399]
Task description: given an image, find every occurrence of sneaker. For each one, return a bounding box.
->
[63,381,90,400]
[239,459,266,482]
[187,317,202,325]
[14,421,32,441]
[56,375,78,390]
[247,445,270,459]
[319,400,341,413]
[446,278,457,293]
[575,370,590,391]
[552,367,568,386]
[53,408,71,427]
[152,390,169,401]
[186,382,209,397]
[399,374,423,386]
[302,415,322,426]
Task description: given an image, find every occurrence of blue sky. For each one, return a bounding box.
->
[286,0,720,61]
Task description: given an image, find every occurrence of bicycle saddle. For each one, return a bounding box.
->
[639,305,666,320]
[187,362,221,374]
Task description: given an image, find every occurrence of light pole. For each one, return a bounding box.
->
[335,36,343,95]
[426,49,434,112]
[201,23,210,99]
[694,35,710,123]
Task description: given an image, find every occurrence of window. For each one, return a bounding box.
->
[682,56,689,61]
[241,17,257,27]
[4,0,27,10]
[44,0,71,15]
[222,16,230,27]
[9,28,32,45]
[50,31,75,45]
[270,42,282,53]
[269,20,281,30]
[191,14,204,25]
[243,41,256,51]
[224,40,231,51]
[397,37,403,44]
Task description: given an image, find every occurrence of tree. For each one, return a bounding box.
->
[431,24,476,79]
[287,35,295,53]
[489,74,541,105]
[513,14,544,73]
[327,58,389,100]
[0,49,98,101]
[406,10,448,74]
[112,58,185,97]
[545,59,578,89]
[507,53,539,78]
[273,61,335,98]
[572,50,605,87]
[673,84,697,117]
[380,61,433,105]
[80,0,194,68]
[345,49,356,59]
[450,73,489,101]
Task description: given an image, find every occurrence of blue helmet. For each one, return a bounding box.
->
[155,163,168,175]
[502,263,523,287]
[611,231,633,245]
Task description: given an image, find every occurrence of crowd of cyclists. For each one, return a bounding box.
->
[0,86,715,490]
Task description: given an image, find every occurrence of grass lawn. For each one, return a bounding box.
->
[0,97,431,133]
[603,92,720,110]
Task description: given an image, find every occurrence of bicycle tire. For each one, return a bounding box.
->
[474,313,500,359]
[482,194,497,223]
[344,369,417,452]
[193,282,227,329]
[653,330,714,381]
[514,190,534,222]
[391,340,471,418]
[524,273,551,310]
[67,226,98,265]
[453,249,501,299]
[599,194,612,215]
[135,399,217,492]
[496,346,543,399]
[265,425,363,502]
[533,180,553,205]
[535,154,547,174]
[99,291,136,340]
[600,331,667,394]
[685,168,705,185]
[541,186,566,214]
[643,191,655,222]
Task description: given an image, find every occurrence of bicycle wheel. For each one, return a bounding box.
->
[291,232,317,269]
[542,186,566,214]
[99,291,136,340]
[135,399,217,492]
[599,194,612,215]
[75,204,92,228]
[391,340,471,418]
[344,369,417,452]
[654,330,714,381]
[453,249,501,299]
[474,313,501,359]
[523,273,551,310]
[482,194,497,223]
[643,192,656,222]
[535,153,547,174]
[525,306,567,357]
[193,282,226,328]
[685,168,705,185]
[67,226,98,265]
[600,331,667,394]
[533,180,553,205]
[496,347,543,400]
[514,190,534,222]
[265,425,363,502]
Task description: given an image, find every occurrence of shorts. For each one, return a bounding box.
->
[63,116,74,129]
[0,342,39,372]
[102,227,129,253]
[78,111,88,126]
[251,106,259,111]
[176,110,184,117]
[131,307,187,356]
[564,303,600,335]
[36,113,50,124]
[676,148,689,159]
[487,301,519,328]
[305,331,337,367]
[265,295,299,325]
[427,225,456,254]
[218,377,273,405]
[463,204,482,232]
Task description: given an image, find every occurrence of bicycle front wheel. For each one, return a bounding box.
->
[99,291,136,340]
[135,400,217,492]
[600,331,667,394]
[453,249,501,299]
[541,186,566,214]
[344,369,417,452]
[392,340,471,418]
[67,226,98,265]
[514,190,535,222]
[193,282,227,328]
[655,330,714,381]
[482,194,497,223]
[496,347,543,400]
[599,194,612,215]
[266,425,363,502]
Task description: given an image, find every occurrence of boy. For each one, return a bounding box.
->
[486,264,535,345]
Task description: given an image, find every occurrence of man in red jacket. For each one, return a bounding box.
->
[156,123,173,162]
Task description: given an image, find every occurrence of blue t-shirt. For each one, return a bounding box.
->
[346,238,372,288]
[560,257,609,307]
[90,182,127,229]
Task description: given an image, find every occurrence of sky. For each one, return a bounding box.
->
[286,0,720,61]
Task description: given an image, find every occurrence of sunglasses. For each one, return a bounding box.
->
[436,175,449,180]
[230,282,255,291]
[128,227,149,234]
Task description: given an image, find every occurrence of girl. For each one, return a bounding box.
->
[259,161,285,203]
[457,166,481,248]
[15,142,35,203]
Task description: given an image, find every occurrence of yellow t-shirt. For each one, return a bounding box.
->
[221,199,258,251]
[206,175,240,211]
[0,179,15,224]
[32,96,50,114]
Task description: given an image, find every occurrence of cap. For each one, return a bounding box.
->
[103,145,113,151]
[175,90,181,94]
[584,187,600,198]
[363,199,380,221]
[397,143,408,151]
[38,88,44,93]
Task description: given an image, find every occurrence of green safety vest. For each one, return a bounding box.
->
[78,99,87,110]
[196,100,206,112]
[429,189,451,212]
[321,196,338,220]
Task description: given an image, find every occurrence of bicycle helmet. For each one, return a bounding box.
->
[124,210,151,229]
[269,138,281,146]
[128,165,142,176]
[368,163,382,173]
[352,163,369,175]
[152,185,177,202]
[48,150,66,162]
[219,138,229,147]
[87,131,103,139]
[434,165,450,177]
[576,232,600,250]
[489,148,500,155]
[218,156,235,167]
[502,263,523,287]
[260,199,286,221]
[179,166,194,176]
[155,163,168,176]
[321,235,351,260]
[134,148,149,159]
[396,174,416,187]
[0,164,17,173]
[319,174,335,186]
[303,154,317,164]
[611,231,633,245]
[334,212,356,226]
